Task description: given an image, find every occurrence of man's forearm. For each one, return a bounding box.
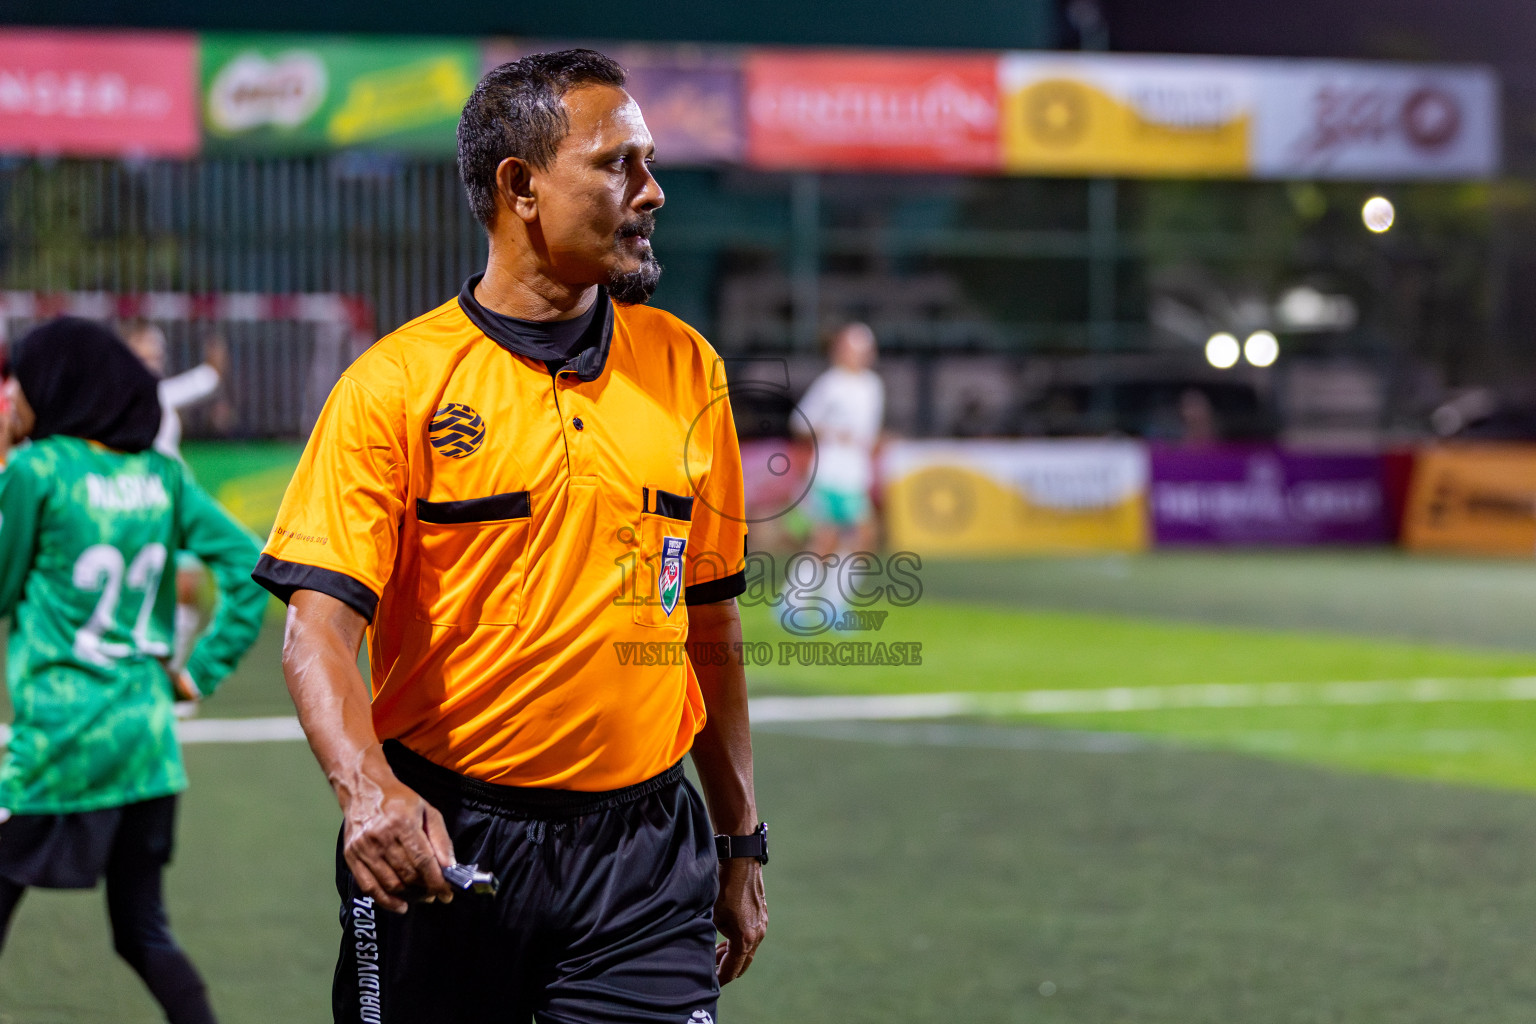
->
[282,589,388,806]
[282,588,455,910]
[688,599,759,834]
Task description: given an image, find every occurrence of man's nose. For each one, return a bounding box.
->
[635,166,664,212]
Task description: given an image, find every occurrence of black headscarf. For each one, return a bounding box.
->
[8,317,161,453]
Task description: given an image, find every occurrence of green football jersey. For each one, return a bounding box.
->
[0,436,267,814]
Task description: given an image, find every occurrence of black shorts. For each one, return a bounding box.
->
[333,741,720,1024]
[0,794,177,889]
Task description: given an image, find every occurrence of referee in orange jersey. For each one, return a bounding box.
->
[254,50,765,1024]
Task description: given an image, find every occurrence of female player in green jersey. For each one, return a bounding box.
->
[0,318,267,1024]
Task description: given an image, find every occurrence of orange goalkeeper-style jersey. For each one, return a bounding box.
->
[254,279,747,791]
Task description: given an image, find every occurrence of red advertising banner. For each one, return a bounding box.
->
[0,31,199,158]
[745,51,1000,172]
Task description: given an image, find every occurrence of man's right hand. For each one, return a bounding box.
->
[337,748,456,914]
[282,591,458,915]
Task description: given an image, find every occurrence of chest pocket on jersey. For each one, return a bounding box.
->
[633,487,693,629]
[414,491,531,628]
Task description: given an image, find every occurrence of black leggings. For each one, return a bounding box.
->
[0,858,217,1024]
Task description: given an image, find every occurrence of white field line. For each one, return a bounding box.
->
[750,676,1536,721]
[3,677,1536,746]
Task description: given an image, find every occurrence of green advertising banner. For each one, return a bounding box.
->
[200,34,478,154]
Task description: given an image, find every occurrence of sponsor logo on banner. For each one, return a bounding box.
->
[207,51,327,132]
[484,41,745,165]
[200,35,477,155]
[881,440,1148,554]
[1150,446,1387,546]
[0,31,198,157]
[1252,65,1498,179]
[1402,445,1536,557]
[1000,54,1253,176]
[999,52,1497,180]
[745,51,1000,171]
[327,56,476,146]
[625,61,742,165]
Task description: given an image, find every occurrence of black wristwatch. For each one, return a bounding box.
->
[715,822,769,865]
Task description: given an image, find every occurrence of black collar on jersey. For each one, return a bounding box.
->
[8,316,160,453]
[458,274,615,383]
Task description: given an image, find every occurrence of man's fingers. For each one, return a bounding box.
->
[423,805,458,896]
[346,855,408,915]
[714,918,765,984]
[717,942,755,985]
[383,829,452,903]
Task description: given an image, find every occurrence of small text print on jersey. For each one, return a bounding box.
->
[429,403,486,458]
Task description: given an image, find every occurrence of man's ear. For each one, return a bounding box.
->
[495,157,539,224]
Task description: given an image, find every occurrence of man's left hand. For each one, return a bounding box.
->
[713,857,767,984]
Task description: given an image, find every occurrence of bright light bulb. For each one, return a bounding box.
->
[1362,196,1395,233]
[1205,332,1240,369]
[1244,330,1279,367]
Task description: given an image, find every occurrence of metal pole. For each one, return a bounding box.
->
[790,171,820,351]
[1087,177,1118,429]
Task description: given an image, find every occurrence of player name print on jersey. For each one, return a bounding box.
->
[429,403,486,458]
[85,473,171,512]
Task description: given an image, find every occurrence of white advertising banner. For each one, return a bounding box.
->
[1253,62,1499,179]
[998,52,1499,180]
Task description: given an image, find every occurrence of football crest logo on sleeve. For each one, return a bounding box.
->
[659,536,686,616]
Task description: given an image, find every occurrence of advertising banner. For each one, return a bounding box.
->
[201,35,478,154]
[0,31,198,158]
[999,54,1253,177]
[881,440,1148,555]
[484,41,744,164]
[1150,446,1388,546]
[745,50,1000,172]
[998,52,1498,180]
[1252,63,1499,180]
[1402,445,1536,557]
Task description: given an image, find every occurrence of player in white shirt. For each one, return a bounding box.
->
[793,322,885,558]
[124,323,228,675]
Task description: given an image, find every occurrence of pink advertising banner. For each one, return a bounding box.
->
[745,50,1001,172]
[0,31,199,158]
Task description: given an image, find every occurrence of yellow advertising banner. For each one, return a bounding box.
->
[1401,445,1536,557]
[881,440,1148,555]
[999,54,1252,177]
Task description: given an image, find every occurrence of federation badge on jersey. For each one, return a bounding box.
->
[658,536,686,616]
[429,403,486,458]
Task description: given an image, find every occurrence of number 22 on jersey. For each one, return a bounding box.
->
[72,543,170,667]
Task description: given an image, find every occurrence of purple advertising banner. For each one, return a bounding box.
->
[484,41,744,164]
[1150,445,1389,546]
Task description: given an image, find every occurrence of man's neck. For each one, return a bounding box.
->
[475,251,599,323]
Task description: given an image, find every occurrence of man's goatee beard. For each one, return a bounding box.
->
[608,254,662,306]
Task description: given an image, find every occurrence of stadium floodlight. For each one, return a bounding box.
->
[1205,332,1240,369]
[1244,330,1279,367]
[1362,196,1395,233]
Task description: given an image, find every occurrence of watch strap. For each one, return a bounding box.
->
[714,822,768,864]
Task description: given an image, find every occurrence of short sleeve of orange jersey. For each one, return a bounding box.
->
[684,364,748,604]
[259,374,407,615]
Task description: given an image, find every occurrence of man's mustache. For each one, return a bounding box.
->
[617,213,656,240]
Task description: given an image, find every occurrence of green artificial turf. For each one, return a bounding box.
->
[9,552,1536,1020]
[11,734,1536,1023]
